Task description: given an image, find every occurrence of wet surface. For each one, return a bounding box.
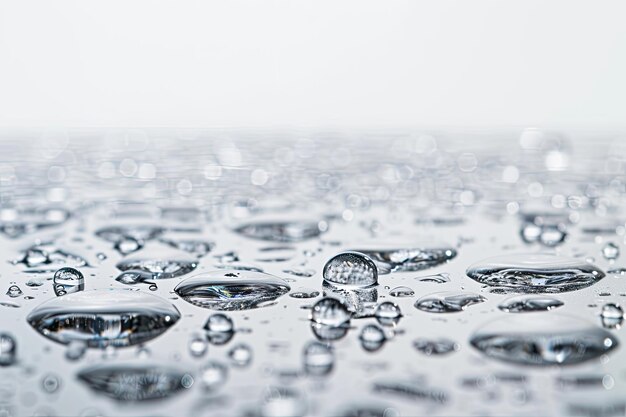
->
[1,129,626,416]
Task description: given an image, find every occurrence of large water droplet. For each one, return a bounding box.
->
[27,289,180,347]
[228,343,253,367]
[174,270,290,311]
[414,291,486,313]
[159,237,214,258]
[302,341,334,376]
[77,364,192,401]
[323,252,378,287]
[53,267,84,296]
[0,206,70,238]
[234,220,326,242]
[466,254,605,293]
[353,245,456,273]
[470,314,618,366]
[188,333,208,357]
[310,297,352,326]
[290,288,320,299]
[498,295,564,313]
[0,333,17,366]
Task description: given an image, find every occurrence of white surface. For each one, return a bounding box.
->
[0,0,625,129]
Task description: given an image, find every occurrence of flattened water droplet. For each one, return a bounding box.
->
[0,333,17,366]
[116,253,197,279]
[160,238,214,257]
[234,220,326,242]
[310,297,352,326]
[65,340,87,361]
[389,286,415,298]
[601,303,623,319]
[414,291,486,313]
[0,206,70,238]
[6,285,22,298]
[323,252,378,287]
[303,341,334,376]
[96,225,164,243]
[498,295,564,313]
[470,314,618,366]
[260,387,307,417]
[466,254,605,293]
[27,289,180,347]
[413,338,459,355]
[53,267,84,296]
[174,270,290,311]
[372,381,447,404]
[77,364,192,401]
[283,268,316,278]
[602,242,620,260]
[290,288,320,299]
[114,236,143,256]
[354,245,456,273]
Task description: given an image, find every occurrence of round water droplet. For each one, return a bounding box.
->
[27,289,180,347]
[200,361,228,391]
[41,374,61,394]
[228,343,252,367]
[204,313,234,333]
[389,286,414,298]
[601,303,623,319]
[174,270,290,311]
[498,295,564,313]
[6,285,22,298]
[602,242,620,261]
[323,251,378,287]
[188,333,208,357]
[0,333,17,366]
[310,297,352,326]
[470,314,618,366]
[413,338,459,355]
[414,291,486,313]
[374,302,402,326]
[303,341,334,376]
[359,324,386,352]
[290,288,320,299]
[53,267,84,296]
[466,254,605,293]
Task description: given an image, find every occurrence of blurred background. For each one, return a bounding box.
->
[0,0,625,130]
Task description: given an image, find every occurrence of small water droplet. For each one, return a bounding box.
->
[389,286,415,298]
[413,338,459,355]
[6,285,22,298]
[374,302,402,326]
[188,333,208,357]
[289,288,320,299]
[0,333,17,366]
[602,242,620,261]
[53,267,84,296]
[415,291,486,313]
[228,343,253,367]
[65,340,87,361]
[41,373,61,394]
[200,361,228,391]
[204,313,234,333]
[498,295,564,313]
[359,324,386,352]
[310,297,352,326]
[302,341,334,376]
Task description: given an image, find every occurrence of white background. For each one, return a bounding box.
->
[0,0,625,129]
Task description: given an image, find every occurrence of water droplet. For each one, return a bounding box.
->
[359,324,386,352]
[416,273,450,283]
[175,270,290,311]
[414,291,486,313]
[77,364,192,401]
[498,295,564,313]
[113,236,143,255]
[160,238,214,257]
[303,341,334,376]
[26,278,44,287]
[602,242,620,260]
[0,333,17,366]
[53,267,84,296]
[323,251,378,287]
[41,373,61,394]
[200,361,228,391]
[65,340,87,361]
[188,333,208,357]
[466,254,605,293]
[27,289,180,347]
[413,338,459,355]
[228,343,253,367]
[389,286,415,298]
[470,314,618,366]
[310,297,352,326]
[283,268,316,278]
[6,285,22,298]
[96,225,164,243]
[116,254,197,279]
[374,302,402,326]
[607,267,626,275]
[290,288,320,299]
[354,245,456,273]
[260,387,307,417]
[234,220,326,242]
[601,303,623,319]
[0,206,70,238]
[115,269,153,285]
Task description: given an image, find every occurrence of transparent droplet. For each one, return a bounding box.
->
[389,286,415,298]
[303,341,334,376]
[322,251,378,287]
[354,245,457,273]
[117,255,197,280]
[228,343,253,367]
[374,302,402,326]
[601,303,623,319]
[204,313,234,333]
[188,333,208,357]
[6,285,22,298]
[602,242,620,261]
[41,373,61,394]
[310,297,352,326]
[415,291,486,313]
[200,361,228,391]
[0,333,17,366]
[53,267,84,296]
[234,220,326,242]
[113,236,143,256]
[65,340,87,361]
[289,288,320,299]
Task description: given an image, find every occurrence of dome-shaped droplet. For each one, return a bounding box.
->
[0,333,17,366]
[188,333,208,357]
[27,289,180,347]
[414,291,486,313]
[289,288,320,299]
[114,236,144,256]
[6,285,22,298]
[389,286,415,298]
[413,338,459,356]
[310,297,352,326]
[175,270,290,311]
[470,314,618,366]
[204,313,234,333]
[374,302,402,326]
[602,242,620,261]
[323,252,378,287]
[228,343,253,367]
[498,295,564,313]
[359,324,386,352]
[466,254,605,293]
[200,361,228,391]
[303,341,334,376]
[53,267,84,296]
